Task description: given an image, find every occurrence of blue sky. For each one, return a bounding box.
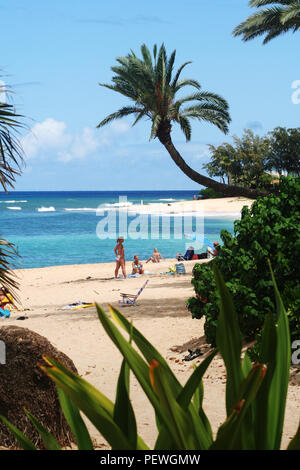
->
[1,0,300,191]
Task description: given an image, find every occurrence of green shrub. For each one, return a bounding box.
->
[198,188,225,199]
[1,265,299,450]
[187,176,300,354]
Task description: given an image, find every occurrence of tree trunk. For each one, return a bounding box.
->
[156,122,269,199]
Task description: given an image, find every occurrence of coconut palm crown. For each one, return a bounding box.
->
[98,43,231,141]
[97,44,267,198]
[233,0,300,44]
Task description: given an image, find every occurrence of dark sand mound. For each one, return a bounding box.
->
[0,326,78,449]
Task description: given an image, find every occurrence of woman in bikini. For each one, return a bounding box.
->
[132,255,144,275]
[114,237,127,279]
[146,248,165,263]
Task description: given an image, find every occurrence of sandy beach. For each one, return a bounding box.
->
[123,196,254,217]
[2,256,299,450]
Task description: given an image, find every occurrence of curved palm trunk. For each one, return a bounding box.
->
[157,123,268,199]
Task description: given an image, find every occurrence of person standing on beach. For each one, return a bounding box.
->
[114,237,126,279]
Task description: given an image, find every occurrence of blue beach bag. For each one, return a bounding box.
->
[0,308,10,318]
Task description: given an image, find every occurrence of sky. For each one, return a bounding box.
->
[1,0,300,191]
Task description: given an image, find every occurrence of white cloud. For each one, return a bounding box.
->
[0,80,6,104]
[21,118,133,162]
[22,118,72,159]
[58,127,100,162]
[100,121,131,147]
[176,142,211,160]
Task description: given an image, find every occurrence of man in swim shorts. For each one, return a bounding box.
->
[114,237,127,279]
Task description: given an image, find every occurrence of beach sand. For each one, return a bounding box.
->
[124,196,254,216]
[2,257,299,450]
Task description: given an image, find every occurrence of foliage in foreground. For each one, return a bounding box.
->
[1,265,299,450]
[187,176,300,356]
[0,85,24,296]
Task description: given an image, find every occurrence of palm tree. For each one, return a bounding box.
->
[97,44,267,198]
[233,0,300,44]
[0,88,24,294]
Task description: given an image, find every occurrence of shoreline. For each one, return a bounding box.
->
[120,196,254,216]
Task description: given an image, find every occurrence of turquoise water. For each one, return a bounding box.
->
[0,191,237,269]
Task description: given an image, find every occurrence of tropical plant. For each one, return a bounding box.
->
[97,43,267,199]
[204,129,272,189]
[0,101,24,192]
[0,85,24,294]
[198,188,225,199]
[187,176,300,356]
[267,127,300,176]
[1,265,299,450]
[233,0,300,44]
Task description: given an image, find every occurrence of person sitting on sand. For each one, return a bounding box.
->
[132,255,144,275]
[114,237,127,279]
[146,248,165,264]
[0,287,16,310]
[0,287,15,318]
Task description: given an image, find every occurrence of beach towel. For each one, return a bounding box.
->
[61,302,94,310]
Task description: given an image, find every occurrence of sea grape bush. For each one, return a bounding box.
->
[187,176,300,355]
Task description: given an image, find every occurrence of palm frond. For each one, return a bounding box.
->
[178,116,192,141]
[0,239,19,301]
[0,102,25,192]
[97,43,231,142]
[234,0,300,44]
[171,62,193,89]
[173,79,201,93]
[149,114,161,140]
[97,106,144,128]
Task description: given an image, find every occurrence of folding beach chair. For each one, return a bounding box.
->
[118,280,149,306]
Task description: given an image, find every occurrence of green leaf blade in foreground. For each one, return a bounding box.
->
[287,421,300,450]
[113,359,138,449]
[25,410,61,450]
[108,305,182,394]
[41,357,134,450]
[267,261,291,450]
[0,414,37,450]
[150,360,199,449]
[253,312,277,449]
[95,304,191,448]
[56,386,94,450]
[213,264,244,415]
[212,363,266,450]
[154,350,217,450]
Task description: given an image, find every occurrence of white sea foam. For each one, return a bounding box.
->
[158,198,176,202]
[7,206,22,210]
[64,208,98,212]
[0,200,27,203]
[103,202,134,208]
[37,206,56,212]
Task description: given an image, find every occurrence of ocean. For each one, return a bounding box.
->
[0,191,238,269]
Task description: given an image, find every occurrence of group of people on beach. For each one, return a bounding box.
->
[114,237,165,279]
